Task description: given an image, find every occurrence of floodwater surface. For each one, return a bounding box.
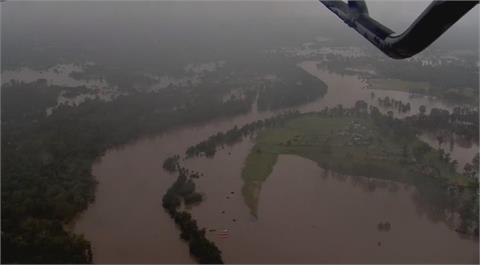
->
[185,148,479,263]
[73,61,478,263]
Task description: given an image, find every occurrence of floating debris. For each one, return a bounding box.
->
[377,223,383,230]
[218,229,229,239]
[384,222,391,231]
[377,221,392,232]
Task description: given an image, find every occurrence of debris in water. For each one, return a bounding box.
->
[377,221,392,232]
[384,221,391,231]
[218,229,229,239]
[377,222,384,231]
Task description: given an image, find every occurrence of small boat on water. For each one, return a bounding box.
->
[218,229,229,239]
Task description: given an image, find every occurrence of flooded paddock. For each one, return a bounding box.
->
[185,149,479,263]
[72,61,478,263]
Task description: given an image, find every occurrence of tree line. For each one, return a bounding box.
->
[191,100,479,237]
[377,96,411,113]
[162,170,222,263]
[406,105,479,141]
[185,111,301,158]
[314,102,478,235]
[1,75,257,263]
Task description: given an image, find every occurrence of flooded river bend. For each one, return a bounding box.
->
[73,61,478,263]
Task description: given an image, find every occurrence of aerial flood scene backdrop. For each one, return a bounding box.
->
[1,1,479,264]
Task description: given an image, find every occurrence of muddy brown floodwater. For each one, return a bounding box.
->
[185,144,479,263]
[73,61,478,263]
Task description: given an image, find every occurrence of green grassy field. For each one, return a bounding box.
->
[368,78,430,93]
[241,114,467,216]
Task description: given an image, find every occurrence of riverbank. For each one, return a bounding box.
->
[241,107,478,235]
[182,139,479,263]
[72,61,478,263]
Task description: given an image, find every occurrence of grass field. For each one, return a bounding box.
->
[367,78,430,93]
[241,114,467,216]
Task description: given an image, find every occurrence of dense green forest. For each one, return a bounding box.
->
[1,79,254,263]
[1,58,327,263]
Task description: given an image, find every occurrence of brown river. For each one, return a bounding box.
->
[73,61,478,263]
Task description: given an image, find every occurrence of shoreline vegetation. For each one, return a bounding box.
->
[367,78,430,94]
[162,166,223,264]
[1,62,326,263]
[2,57,478,263]
[366,77,478,105]
[316,50,479,105]
[180,102,479,237]
[161,111,303,263]
[2,3,478,262]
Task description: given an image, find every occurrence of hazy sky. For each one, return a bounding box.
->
[1,0,478,69]
[2,0,477,33]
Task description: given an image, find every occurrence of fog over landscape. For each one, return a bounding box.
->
[1,1,479,264]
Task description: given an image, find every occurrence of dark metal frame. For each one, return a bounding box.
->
[320,0,478,59]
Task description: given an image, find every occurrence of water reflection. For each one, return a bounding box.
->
[418,131,478,169]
